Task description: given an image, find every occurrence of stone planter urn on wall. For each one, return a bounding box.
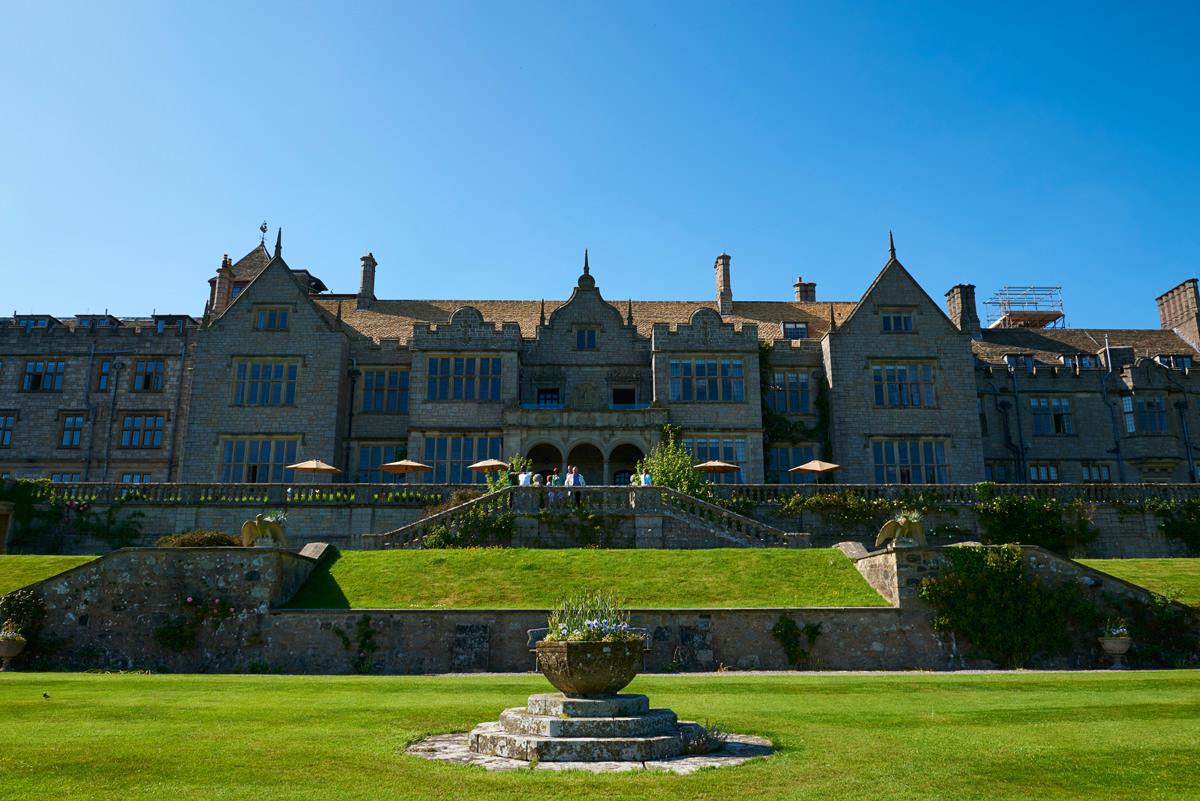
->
[535,639,643,696]
[0,633,27,671]
[1099,636,1132,669]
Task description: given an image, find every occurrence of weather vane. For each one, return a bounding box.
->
[260,221,268,244]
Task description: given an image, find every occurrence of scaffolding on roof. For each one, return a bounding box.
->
[984,286,1065,329]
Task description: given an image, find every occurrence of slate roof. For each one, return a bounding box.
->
[310,297,859,344]
[972,327,1200,365]
[214,244,329,293]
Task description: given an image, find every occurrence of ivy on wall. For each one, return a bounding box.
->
[757,343,832,472]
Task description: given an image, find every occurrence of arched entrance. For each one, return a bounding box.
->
[608,443,645,486]
[526,442,563,483]
[566,443,604,485]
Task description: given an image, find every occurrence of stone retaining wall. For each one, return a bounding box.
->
[13,543,1174,674]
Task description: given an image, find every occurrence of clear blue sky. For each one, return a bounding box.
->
[3,2,1198,327]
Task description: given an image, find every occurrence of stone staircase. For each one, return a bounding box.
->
[362,485,805,549]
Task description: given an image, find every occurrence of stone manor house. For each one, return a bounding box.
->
[4,230,1200,486]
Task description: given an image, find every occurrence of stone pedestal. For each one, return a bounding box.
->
[468,692,702,762]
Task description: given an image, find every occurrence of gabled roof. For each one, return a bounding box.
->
[310,297,858,344]
[972,327,1200,365]
[211,243,328,293]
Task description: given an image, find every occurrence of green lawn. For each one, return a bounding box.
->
[1079,558,1200,606]
[283,548,888,609]
[0,555,95,595]
[0,671,1196,801]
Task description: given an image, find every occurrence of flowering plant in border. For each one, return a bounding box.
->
[543,590,642,642]
[0,622,26,642]
[1103,618,1130,638]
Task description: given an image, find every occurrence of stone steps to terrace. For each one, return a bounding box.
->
[363,485,805,550]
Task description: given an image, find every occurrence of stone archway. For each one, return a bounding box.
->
[527,442,564,483]
[608,443,645,487]
[566,443,605,485]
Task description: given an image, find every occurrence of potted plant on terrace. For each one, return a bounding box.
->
[0,623,26,671]
[1099,619,1132,669]
[536,591,646,697]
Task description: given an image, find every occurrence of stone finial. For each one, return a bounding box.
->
[583,248,590,276]
[540,298,546,326]
[274,227,283,259]
[888,230,896,261]
[626,298,633,326]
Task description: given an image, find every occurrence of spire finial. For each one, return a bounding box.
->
[626,298,633,325]
[260,221,268,244]
[583,248,590,275]
[274,227,282,259]
[540,298,546,326]
[888,230,896,260]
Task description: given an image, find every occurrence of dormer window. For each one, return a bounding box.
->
[1005,354,1035,371]
[781,321,808,340]
[575,328,597,350]
[881,308,914,333]
[15,317,53,333]
[1061,354,1099,369]
[1156,354,1194,370]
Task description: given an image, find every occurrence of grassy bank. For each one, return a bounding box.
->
[282,548,889,609]
[0,555,95,595]
[1079,558,1200,606]
[0,671,1196,801]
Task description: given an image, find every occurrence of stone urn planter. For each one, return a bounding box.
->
[536,640,643,696]
[0,634,27,671]
[1099,636,1132,669]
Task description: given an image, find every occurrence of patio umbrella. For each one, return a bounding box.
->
[693,460,741,474]
[286,459,342,475]
[467,459,511,473]
[380,459,433,475]
[789,460,841,474]
[285,459,342,484]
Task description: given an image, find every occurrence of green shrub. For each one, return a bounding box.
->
[421,489,483,517]
[918,544,1086,668]
[972,484,1095,555]
[772,615,823,668]
[0,588,47,639]
[156,530,241,548]
[422,507,515,548]
[1142,498,1200,555]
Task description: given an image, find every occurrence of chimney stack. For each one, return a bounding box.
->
[1156,279,1200,349]
[793,276,817,303]
[945,284,980,336]
[715,253,733,316]
[212,254,235,316]
[357,252,377,310]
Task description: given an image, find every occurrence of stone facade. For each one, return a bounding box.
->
[5,231,1200,488]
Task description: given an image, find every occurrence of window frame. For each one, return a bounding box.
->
[361,368,410,413]
[880,307,915,333]
[668,358,746,403]
[253,305,292,332]
[120,413,165,449]
[871,361,936,409]
[426,356,503,402]
[21,360,65,392]
[231,358,301,407]
[58,413,85,449]
[780,321,809,340]
[131,359,166,393]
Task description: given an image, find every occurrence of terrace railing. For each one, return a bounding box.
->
[17,480,1200,513]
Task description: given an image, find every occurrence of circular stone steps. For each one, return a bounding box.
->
[468,692,700,763]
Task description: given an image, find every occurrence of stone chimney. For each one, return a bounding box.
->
[945,284,980,335]
[715,253,733,316]
[1156,278,1200,348]
[212,254,234,316]
[357,252,377,310]
[793,276,816,302]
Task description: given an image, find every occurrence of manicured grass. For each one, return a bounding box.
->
[0,555,95,595]
[1079,558,1200,606]
[283,548,889,609]
[0,671,1196,800]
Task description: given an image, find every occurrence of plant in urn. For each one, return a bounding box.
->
[537,591,645,696]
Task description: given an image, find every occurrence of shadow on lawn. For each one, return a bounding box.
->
[283,551,351,609]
